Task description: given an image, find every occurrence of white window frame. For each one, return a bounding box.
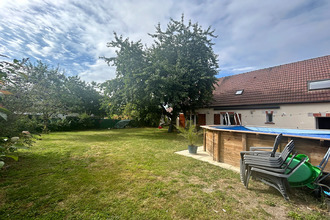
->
[308,79,330,91]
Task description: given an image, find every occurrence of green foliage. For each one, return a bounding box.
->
[0,54,27,120]
[25,62,77,133]
[45,114,123,131]
[176,121,201,146]
[288,210,302,219]
[3,61,104,133]
[0,133,35,168]
[0,56,105,168]
[66,76,105,116]
[78,113,95,129]
[47,115,96,131]
[0,55,30,168]
[0,115,43,137]
[148,15,219,116]
[101,15,218,129]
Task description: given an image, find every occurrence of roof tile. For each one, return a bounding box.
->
[211,55,330,107]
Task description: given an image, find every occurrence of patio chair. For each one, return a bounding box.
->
[240,140,295,186]
[311,147,330,197]
[243,140,294,165]
[248,156,308,200]
[244,152,298,189]
[239,133,283,184]
[249,133,283,157]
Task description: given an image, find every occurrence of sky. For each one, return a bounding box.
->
[1,0,329,83]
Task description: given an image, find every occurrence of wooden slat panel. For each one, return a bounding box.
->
[203,129,206,151]
[294,138,330,172]
[213,132,221,162]
[203,129,330,172]
[205,131,214,155]
[242,134,247,151]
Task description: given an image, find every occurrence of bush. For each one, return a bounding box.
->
[0,115,42,137]
[48,114,98,131]
[0,132,36,168]
[176,121,201,146]
[78,113,94,129]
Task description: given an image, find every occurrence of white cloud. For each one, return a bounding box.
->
[232,67,256,72]
[79,59,116,83]
[0,0,329,82]
[26,43,43,57]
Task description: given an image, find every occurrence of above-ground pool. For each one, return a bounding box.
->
[213,125,330,140]
[201,125,330,172]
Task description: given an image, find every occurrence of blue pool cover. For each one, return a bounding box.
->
[213,125,330,140]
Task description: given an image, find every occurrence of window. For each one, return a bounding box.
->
[220,112,242,125]
[308,79,330,90]
[221,114,235,125]
[221,114,227,125]
[235,89,244,95]
[317,117,330,129]
[229,114,235,124]
[266,111,274,124]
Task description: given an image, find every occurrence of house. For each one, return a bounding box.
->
[196,55,330,129]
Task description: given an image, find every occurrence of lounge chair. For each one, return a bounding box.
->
[249,156,308,200]
[243,140,294,166]
[240,140,295,187]
[239,133,283,184]
[311,147,330,197]
[244,152,298,189]
[249,133,283,157]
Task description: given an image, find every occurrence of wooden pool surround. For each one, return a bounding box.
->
[201,126,330,172]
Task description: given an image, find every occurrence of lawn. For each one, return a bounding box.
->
[0,128,328,219]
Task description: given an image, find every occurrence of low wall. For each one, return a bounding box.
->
[202,126,330,172]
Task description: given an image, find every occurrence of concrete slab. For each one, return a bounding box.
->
[175,146,240,173]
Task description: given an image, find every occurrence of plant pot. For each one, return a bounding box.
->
[188,145,198,154]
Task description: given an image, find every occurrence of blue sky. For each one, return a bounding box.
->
[1,0,329,83]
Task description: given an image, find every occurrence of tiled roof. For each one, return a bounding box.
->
[211,55,330,107]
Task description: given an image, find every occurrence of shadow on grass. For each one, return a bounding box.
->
[0,148,130,219]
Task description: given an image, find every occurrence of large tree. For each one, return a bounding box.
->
[3,61,104,133]
[102,16,219,130]
[66,76,104,116]
[0,55,28,120]
[21,62,75,132]
[101,34,161,125]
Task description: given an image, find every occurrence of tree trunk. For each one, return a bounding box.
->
[168,114,177,133]
[42,114,49,134]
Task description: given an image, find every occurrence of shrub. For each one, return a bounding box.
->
[48,114,98,131]
[176,121,201,146]
[0,115,42,137]
[0,132,36,169]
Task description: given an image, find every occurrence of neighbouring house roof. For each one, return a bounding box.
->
[211,55,330,108]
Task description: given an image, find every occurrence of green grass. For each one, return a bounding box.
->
[0,128,328,219]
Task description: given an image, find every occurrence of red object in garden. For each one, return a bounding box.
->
[179,113,185,128]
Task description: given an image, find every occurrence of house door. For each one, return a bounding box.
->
[214,114,220,125]
[198,114,206,126]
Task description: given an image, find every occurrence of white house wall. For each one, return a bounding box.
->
[197,102,330,129]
